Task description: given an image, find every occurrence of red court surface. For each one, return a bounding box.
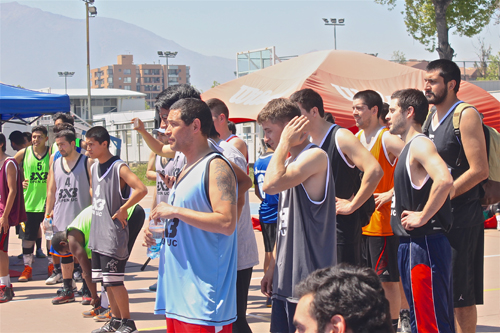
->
[1,187,499,332]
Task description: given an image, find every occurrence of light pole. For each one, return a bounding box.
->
[58,71,75,94]
[157,51,178,91]
[322,18,345,50]
[84,0,97,121]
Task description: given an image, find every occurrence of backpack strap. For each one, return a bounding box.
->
[422,106,436,136]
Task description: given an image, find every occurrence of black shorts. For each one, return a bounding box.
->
[260,222,277,253]
[362,235,400,282]
[91,251,127,287]
[337,242,362,266]
[18,212,44,241]
[446,223,484,307]
[0,228,10,252]
[270,299,297,333]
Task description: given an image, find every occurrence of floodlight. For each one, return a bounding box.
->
[322,18,329,23]
[88,6,97,15]
[339,18,345,24]
[330,18,336,24]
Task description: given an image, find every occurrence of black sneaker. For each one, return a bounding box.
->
[400,309,411,333]
[116,319,138,333]
[0,285,14,303]
[52,288,75,305]
[91,317,122,333]
[36,248,47,258]
[73,266,83,282]
[148,282,157,291]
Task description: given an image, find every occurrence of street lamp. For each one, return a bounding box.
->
[322,18,345,50]
[58,71,75,94]
[84,0,97,122]
[157,51,178,90]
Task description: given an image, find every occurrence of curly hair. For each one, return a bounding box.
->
[295,264,393,333]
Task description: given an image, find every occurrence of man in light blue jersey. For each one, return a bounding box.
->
[146,98,238,333]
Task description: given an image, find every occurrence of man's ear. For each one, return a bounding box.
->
[448,79,457,92]
[327,314,348,333]
[406,106,415,120]
[310,106,319,117]
[192,118,201,133]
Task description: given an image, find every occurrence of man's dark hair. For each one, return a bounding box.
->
[324,113,335,124]
[206,98,229,119]
[55,130,76,144]
[51,231,68,254]
[53,112,75,125]
[154,84,201,113]
[32,125,48,137]
[289,89,325,117]
[85,126,110,148]
[209,124,220,139]
[53,123,76,134]
[380,102,390,124]
[353,90,384,118]
[8,130,27,146]
[0,133,6,152]
[170,98,213,137]
[228,121,236,135]
[257,98,301,125]
[426,59,461,93]
[296,264,393,333]
[23,132,32,142]
[391,89,429,126]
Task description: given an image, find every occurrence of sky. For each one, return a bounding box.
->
[2,0,500,63]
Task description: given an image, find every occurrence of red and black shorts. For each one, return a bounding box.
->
[166,318,232,333]
[362,234,400,282]
[0,228,10,253]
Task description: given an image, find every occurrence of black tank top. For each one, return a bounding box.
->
[424,105,484,228]
[391,135,453,237]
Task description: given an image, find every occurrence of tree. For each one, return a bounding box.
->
[392,50,408,64]
[476,51,500,80]
[375,0,499,60]
[211,81,221,88]
[473,38,492,78]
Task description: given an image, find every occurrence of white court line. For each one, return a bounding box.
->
[484,254,500,258]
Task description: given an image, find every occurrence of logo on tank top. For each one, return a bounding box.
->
[92,184,106,216]
[157,182,170,196]
[390,193,396,217]
[279,207,289,236]
[165,218,179,247]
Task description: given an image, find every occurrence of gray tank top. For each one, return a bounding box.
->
[272,143,337,302]
[53,154,91,232]
[155,155,175,204]
[89,159,131,260]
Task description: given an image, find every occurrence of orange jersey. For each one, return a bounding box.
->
[357,128,396,236]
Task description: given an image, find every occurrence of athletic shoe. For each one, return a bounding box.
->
[116,319,138,333]
[83,305,107,318]
[52,288,75,305]
[17,253,23,259]
[36,248,47,258]
[91,317,122,333]
[45,268,62,285]
[0,285,14,303]
[73,267,83,282]
[94,308,113,322]
[400,309,411,333]
[56,279,77,295]
[18,266,33,282]
[81,291,92,305]
[148,282,157,291]
[266,297,272,308]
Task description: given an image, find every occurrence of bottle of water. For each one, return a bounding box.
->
[44,216,53,240]
[147,219,166,259]
[495,206,500,231]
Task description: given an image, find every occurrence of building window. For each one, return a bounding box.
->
[108,77,113,83]
[124,85,131,90]
[107,69,113,75]
[123,77,131,83]
[119,77,122,80]
[118,69,122,72]
[124,69,131,75]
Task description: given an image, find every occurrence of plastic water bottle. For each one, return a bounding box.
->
[44,216,54,240]
[495,207,500,231]
[147,219,166,259]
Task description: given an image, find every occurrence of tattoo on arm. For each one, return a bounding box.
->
[214,158,237,205]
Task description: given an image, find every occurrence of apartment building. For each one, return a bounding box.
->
[91,55,191,108]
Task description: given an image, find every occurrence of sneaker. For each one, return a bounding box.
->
[36,248,46,258]
[81,292,92,305]
[73,267,83,282]
[116,319,138,333]
[56,280,77,295]
[94,308,113,322]
[83,305,107,318]
[0,285,14,303]
[52,288,75,305]
[17,253,23,259]
[400,309,411,333]
[266,297,272,308]
[45,268,62,285]
[148,282,157,291]
[18,266,33,282]
[91,317,122,333]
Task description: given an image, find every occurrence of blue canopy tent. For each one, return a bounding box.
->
[0,83,70,126]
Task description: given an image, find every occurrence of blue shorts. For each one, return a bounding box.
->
[270,299,297,333]
[398,234,454,333]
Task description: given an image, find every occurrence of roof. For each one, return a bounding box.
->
[35,88,146,98]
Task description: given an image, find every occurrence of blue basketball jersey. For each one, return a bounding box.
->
[155,153,238,326]
[254,153,279,223]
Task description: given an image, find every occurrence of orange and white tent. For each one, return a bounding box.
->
[201,50,500,131]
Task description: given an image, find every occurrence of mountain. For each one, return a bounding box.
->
[0,2,235,92]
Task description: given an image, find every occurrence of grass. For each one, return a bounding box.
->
[130,163,156,186]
